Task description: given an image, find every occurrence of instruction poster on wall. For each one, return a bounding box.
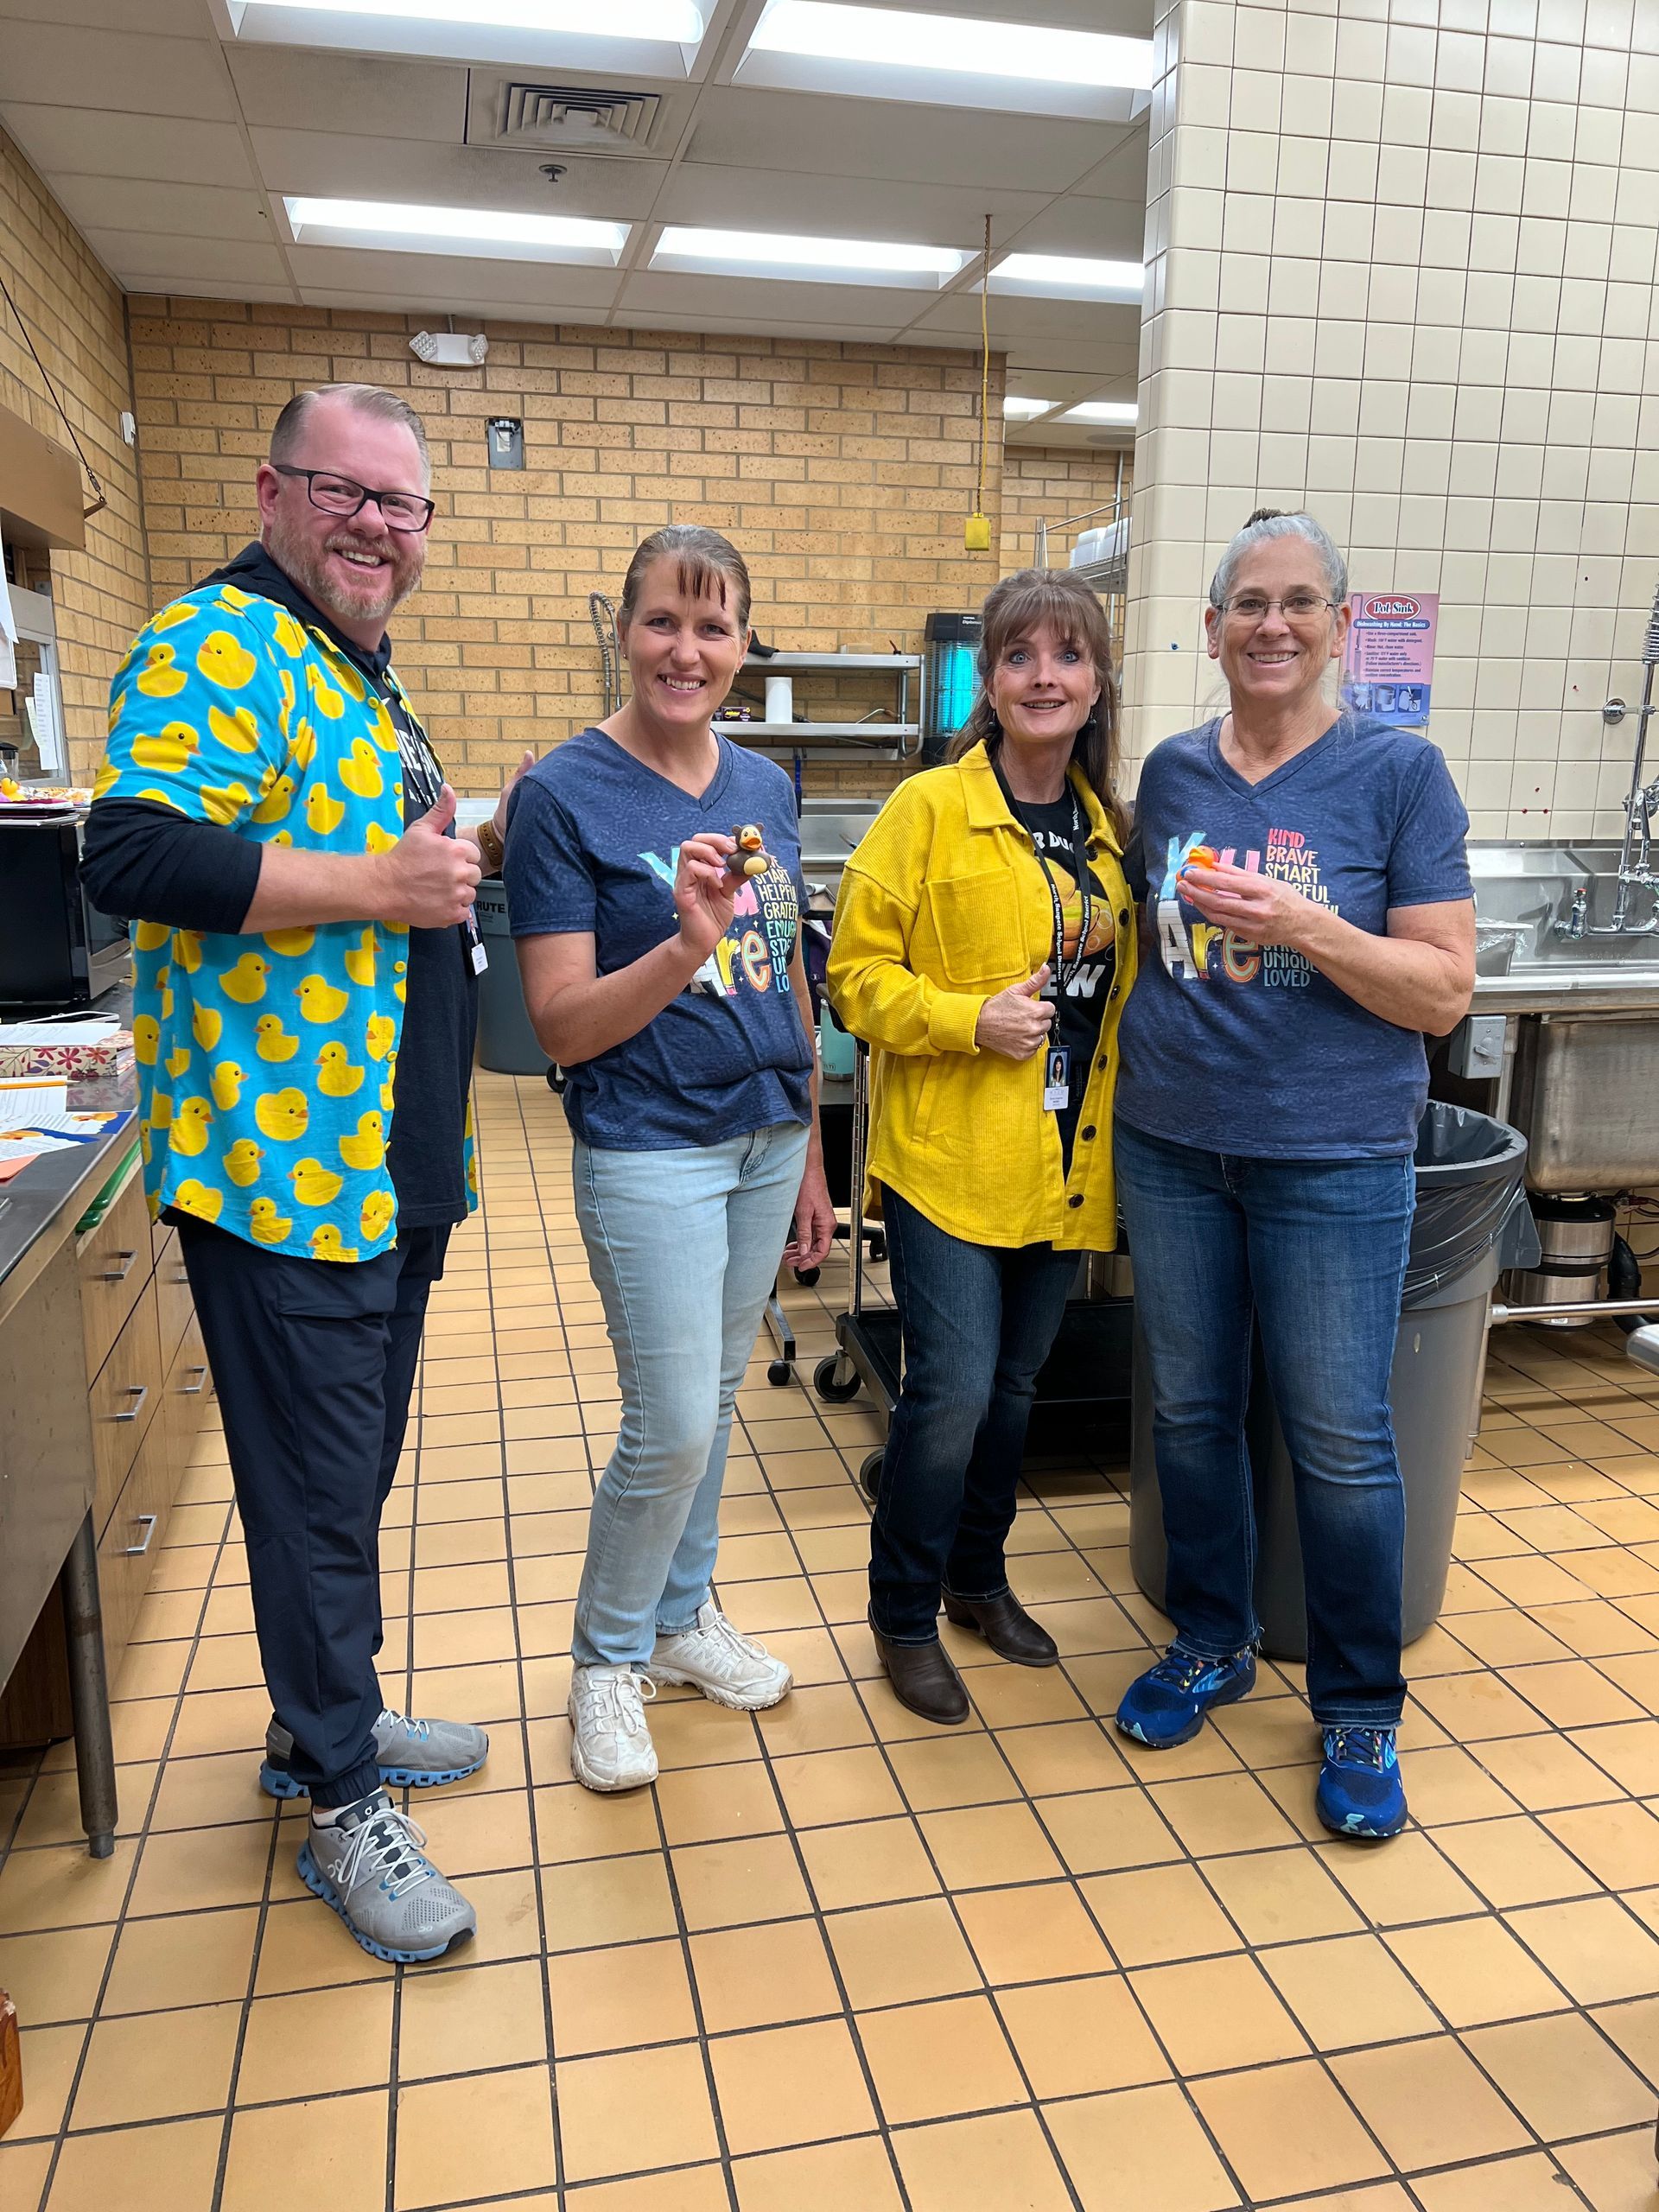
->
[1342,592,1438,728]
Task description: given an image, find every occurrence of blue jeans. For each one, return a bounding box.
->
[571,1122,808,1669]
[869,1187,1077,1643]
[1116,1118,1413,1725]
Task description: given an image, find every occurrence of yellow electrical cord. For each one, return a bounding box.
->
[965,212,993,552]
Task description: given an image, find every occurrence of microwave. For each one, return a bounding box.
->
[0,810,131,1012]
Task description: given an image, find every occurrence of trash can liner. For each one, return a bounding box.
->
[1403,1102,1536,1304]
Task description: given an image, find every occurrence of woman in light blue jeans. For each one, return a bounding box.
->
[507,525,835,1792]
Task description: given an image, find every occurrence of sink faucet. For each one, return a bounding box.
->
[1591,577,1659,938]
[1554,885,1589,939]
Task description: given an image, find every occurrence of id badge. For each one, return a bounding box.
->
[1042,1045,1071,1113]
[472,939,489,975]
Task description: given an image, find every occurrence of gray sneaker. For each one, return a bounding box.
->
[261,1708,489,1800]
[296,1790,476,1963]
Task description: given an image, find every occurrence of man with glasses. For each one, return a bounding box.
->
[85,385,525,1961]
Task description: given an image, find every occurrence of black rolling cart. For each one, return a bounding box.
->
[810,1041,1136,1501]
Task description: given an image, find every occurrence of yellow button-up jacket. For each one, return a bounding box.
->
[828,741,1136,1251]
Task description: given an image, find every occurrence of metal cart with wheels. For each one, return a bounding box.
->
[760,1064,886,1385]
[812,1042,1137,1502]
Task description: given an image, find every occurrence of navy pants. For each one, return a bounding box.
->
[176,1215,450,1807]
[869,1187,1077,1643]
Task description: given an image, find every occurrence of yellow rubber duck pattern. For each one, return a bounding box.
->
[95,583,477,1258]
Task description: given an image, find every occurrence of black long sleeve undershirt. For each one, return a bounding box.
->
[81,797,262,937]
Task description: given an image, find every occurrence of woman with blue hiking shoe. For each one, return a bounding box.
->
[1113,510,1475,1840]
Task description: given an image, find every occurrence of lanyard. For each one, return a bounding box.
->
[995,755,1093,996]
[376,681,486,966]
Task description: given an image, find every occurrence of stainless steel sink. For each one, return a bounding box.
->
[1470,840,1659,974]
[1467,841,1659,1190]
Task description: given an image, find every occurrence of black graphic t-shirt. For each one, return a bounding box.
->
[1010,793,1116,1170]
[504,728,812,1151]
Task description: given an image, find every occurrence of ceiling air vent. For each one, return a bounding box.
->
[467,76,664,153]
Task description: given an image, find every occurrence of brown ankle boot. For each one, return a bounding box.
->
[942,1590,1058,1667]
[872,1625,969,1725]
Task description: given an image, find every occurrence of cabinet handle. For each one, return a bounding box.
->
[181,1365,208,1396]
[124,1513,157,1557]
[173,1267,189,1286]
[112,1383,149,1423]
[99,1249,139,1283]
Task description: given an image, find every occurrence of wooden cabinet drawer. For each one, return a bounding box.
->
[79,1168,150,1380]
[162,1310,213,1476]
[89,1281,162,1536]
[154,1229,194,1370]
[97,1416,174,1675]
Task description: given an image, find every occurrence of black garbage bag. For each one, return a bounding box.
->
[1405,1101,1537,1306]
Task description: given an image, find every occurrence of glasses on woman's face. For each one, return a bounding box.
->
[271,464,435,534]
[1224,593,1337,626]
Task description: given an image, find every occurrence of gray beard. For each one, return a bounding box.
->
[264,514,416,631]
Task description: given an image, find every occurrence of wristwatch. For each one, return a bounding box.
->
[476,815,505,873]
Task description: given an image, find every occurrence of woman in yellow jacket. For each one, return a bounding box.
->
[829,569,1136,1723]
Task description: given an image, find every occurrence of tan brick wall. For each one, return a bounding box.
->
[1001,446,1133,574]
[127,296,1010,798]
[0,127,148,780]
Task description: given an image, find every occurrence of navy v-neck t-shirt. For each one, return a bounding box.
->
[503,727,813,1151]
[1116,714,1471,1160]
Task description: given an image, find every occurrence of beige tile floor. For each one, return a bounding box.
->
[3,1071,1659,2209]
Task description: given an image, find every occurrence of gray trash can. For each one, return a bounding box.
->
[474,879,550,1077]
[1129,1103,1539,1658]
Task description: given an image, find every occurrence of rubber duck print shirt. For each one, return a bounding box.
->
[503,728,813,1152]
[96,581,473,1259]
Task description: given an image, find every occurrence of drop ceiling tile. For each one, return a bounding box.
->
[284,244,625,312]
[0,0,203,29]
[997,197,1148,259]
[665,162,1053,242]
[226,44,469,140]
[126,278,298,306]
[249,130,668,220]
[906,292,1144,346]
[616,267,950,327]
[0,22,235,119]
[684,85,1122,196]
[50,178,273,244]
[297,285,611,329]
[606,304,907,345]
[0,105,254,188]
[80,232,293,287]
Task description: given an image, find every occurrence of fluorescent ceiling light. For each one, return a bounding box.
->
[749,1,1153,88]
[284,197,628,263]
[653,226,967,280]
[244,0,702,34]
[1062,401,1139,425]
[1002,397,1054,418]
[995,253,1144,298]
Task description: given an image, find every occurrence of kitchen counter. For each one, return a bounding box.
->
[0,983,212,1859]
[1472,966,1659,1015]
[0,1065,139,1332]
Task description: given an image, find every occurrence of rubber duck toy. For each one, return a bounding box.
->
[727,824,771,880]
[1181,844,1220,875]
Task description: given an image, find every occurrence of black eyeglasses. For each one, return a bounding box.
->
[270,463,435,534]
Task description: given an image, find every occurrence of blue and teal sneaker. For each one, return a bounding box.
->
[1115,1641,1256,1748]
[1317,1726,1407,1839]
[260,1710,488,1800]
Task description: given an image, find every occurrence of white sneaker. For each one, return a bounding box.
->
[568,1664,658,1794]
[647,1601,793,1712]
